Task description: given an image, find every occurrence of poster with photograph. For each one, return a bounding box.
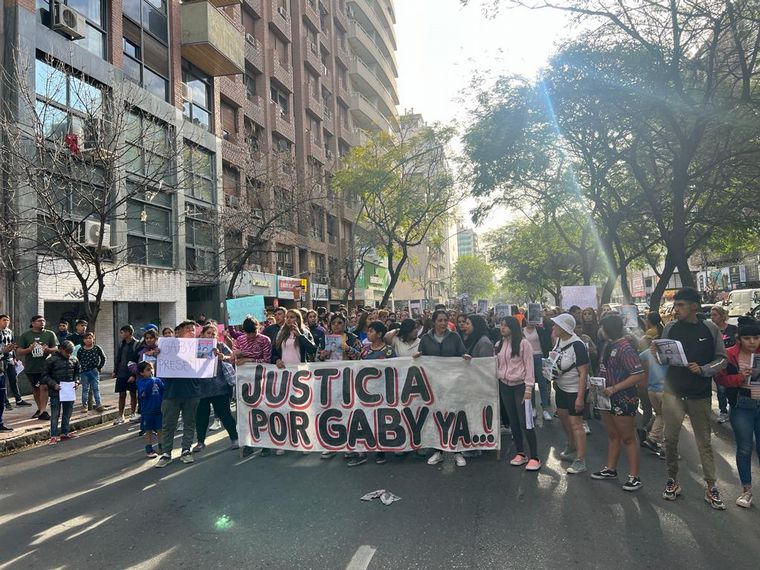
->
[196,338,216,360]
[324,335,343,361]
[527,303,542,324]
[621,305,640,330]
[750,354,760,386]
[652,339,689,367]
[589,376,611,411]
[495,304,510,320]
[477,300,488,314]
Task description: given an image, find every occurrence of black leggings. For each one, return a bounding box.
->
[499,382,539,460]
[196,394,238,444]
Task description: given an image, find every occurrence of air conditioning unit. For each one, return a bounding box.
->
[278,5,288,18]
[82,220,111,248]
[225,195,240,208]
[180,82,192,103]
[53,3,86,40]
[245,33,257,47]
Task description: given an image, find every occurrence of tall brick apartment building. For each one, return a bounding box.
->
[0,0,398,365]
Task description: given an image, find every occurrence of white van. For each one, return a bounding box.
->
[727,288,760,318]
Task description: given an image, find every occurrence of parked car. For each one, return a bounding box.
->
[727,288,760,318]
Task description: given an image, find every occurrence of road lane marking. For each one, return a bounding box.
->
[30,515,93,545]
[66,514,118,541]
[0,550,36,570]
[345,545,377,570]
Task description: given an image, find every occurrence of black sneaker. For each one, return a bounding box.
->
[375,452,386,465]
[705,486,726,510]
[32,410,41,419]
[347,453,367,467]
[622,476,643,492]
[663,478,681,501]
[38,411,50,421]
[16,400,32,407]
[4,402,12,411]
[590,467,618,480]
[642,439,660,453]
[0,424,13,432]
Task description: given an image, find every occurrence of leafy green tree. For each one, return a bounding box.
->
[454,255,494,299]
[333,117,462,307]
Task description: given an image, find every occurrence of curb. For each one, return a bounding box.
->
[0,410,122,454]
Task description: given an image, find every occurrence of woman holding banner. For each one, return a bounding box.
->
[415,309,471,467]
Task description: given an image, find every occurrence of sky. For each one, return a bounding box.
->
[394,0,571,233]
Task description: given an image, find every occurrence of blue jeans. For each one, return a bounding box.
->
[716,381,728,414]
[80,370,101,406]
[50,396,74,437]
[729,397,760,486]
[533,354,550,409]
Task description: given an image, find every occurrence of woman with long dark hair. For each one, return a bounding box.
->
[496,316,540,470]
[354,311,371,344]
[272,309,316,368]
[590,314,645,492]
[463,314,495,358]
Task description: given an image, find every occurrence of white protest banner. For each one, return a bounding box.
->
[561,286,598,310]
[156,337,218,378]
[236,356,500,453]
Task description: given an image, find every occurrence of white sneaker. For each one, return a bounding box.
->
[454,453,467,467]
[427,451,444,465]
[736,490,753,508]
[543,410,553,421]
[209,419,222,431]
[583,421,591,435]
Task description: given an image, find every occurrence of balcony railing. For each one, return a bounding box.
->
[181,2,244,76]
[270,0,293,41]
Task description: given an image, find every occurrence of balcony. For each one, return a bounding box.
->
[350,55,398,110]
[305,87,323,119]
[307,134,326,164]
[303,0,320,29]
[245,35,264,72]
[336,79,351,105]
[268,49,294,92]
[320,26,332,52]
[304,39,322,74]
[270,0,293,41]
[210,0,241,7]
[243,0,262,16]
[349,0,397,55]
[270,101,296,142]
[181,2,244,76]
[323,103,335,133]
[243,94,266,127]
[335,43,350,66]
[334,3,348,30]
[347,19,396,90]
[351,91,390,132]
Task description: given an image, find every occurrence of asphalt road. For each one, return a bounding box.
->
[1,412,758,570]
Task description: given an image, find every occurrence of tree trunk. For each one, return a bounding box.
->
[600,274,617,305]
[380,247,408,308]
[649,255,676,313]
[619,264,633,304]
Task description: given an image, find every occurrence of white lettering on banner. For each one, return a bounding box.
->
[236,356,500,453]
[156,337,218,378]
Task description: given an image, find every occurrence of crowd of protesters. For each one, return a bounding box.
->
[2,285,759,511]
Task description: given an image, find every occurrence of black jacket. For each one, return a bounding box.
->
[44,353,80,388]
[115,339,139,379]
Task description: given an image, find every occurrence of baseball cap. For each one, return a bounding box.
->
[551,313,577,335]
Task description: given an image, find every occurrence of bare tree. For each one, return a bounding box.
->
[0,52,188,326]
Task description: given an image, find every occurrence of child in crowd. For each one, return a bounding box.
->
[77,332,106,413]
[45,341,80,445]
[136,361,164,458]
[348,321,397,467]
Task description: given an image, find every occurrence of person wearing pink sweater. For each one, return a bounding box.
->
[496,316,541,471]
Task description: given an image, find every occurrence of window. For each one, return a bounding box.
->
[36,0,108,59]
[311,206,324,240]
[270,85,289,116]
[122,0,169,101]
[221,101,238,142]
[276,244,294,275]
[183,144,215,204]
[223,164,240,199]
[124,110,172,184]
[244,67,259,101]
[126,184,174,267]
[185,203,216,272]
[182,62,212,131]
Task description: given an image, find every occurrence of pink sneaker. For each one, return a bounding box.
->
[526,458,542,471]
[48,437,59,446]
[510,453,528,466]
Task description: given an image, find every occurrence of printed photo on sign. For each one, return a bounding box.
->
[589,376,611,411]
[621,305,639,330]
[236,356,500,453]
[751,354,760,386]
[495,304,510,320]
[323,335,343,361]
[156,337,218,378]
[527,303,542,324]
[652,339,688,367]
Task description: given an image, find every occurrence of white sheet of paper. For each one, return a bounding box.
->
[525,399,535,429]
[652,339,689,367]
[59,381,76,402]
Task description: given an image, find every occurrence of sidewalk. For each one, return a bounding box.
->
[1,378,123,454]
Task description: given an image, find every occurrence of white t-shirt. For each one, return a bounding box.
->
[549,334,590,392]
[392,336,420,357]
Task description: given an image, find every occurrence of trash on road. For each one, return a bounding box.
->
[380,492,401,505]
[360,489,386,501]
